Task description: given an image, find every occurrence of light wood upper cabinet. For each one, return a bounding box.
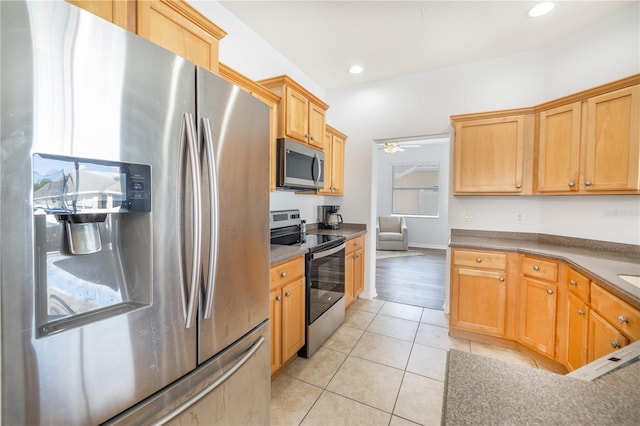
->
[537,102,582,192]
[452,113,533,194]
[67,0,136,31]
[537,84,640,194]
[137,0,226,73]
[583,85,640,192]
[320,125,346,195]
[258,76,329,149]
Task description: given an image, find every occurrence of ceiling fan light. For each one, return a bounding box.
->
[528,2,555,18]
[349,65,364,74]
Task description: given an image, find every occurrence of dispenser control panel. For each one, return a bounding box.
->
[33,153,151,215]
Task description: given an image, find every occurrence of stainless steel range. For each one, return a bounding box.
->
[270,210,346,357]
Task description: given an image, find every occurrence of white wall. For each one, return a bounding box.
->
[376,140,450,249]
[191,1,639,300]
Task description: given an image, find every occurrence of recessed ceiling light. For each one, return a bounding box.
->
[528,2,555,18]
[349,65,364,74]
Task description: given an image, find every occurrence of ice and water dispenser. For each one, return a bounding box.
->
[32,153,152,336]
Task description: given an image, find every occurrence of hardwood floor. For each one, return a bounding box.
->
[375,248,446,310]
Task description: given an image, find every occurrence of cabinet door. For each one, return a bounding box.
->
[137,0,224,72]
[451,268,507,336]
[584,85,640,191]
[331,134,345,195]
[344,248,355,307]
[518,278,557,356]
[270,288,282,375]
[320,131,334,194]
[453,115,526,193]
[566,293,589,371]
[537,102,582,192]
[308,103,326,149]
[284,87,309,143]
[354,247,364,297]
[588,310,629,362]
[281,277,306,361]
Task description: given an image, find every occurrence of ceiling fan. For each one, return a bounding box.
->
[377,142,421,154]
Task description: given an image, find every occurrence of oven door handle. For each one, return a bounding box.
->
[311,242,346,260]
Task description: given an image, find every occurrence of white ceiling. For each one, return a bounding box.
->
[218,1,632,89]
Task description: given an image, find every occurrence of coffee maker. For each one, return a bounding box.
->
[318,205,343,230]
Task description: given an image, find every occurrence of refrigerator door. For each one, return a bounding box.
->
[196,68,270,363]
[1,2,197,424]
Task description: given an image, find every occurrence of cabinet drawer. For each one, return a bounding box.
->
[521,257,558,282]
[346,235,364,253]
[567,268,590,302]
[591,283,640,341]
[452,249,507,270]
[270,256,305,289]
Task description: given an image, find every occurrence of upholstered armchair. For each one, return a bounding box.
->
[376,216,408,251]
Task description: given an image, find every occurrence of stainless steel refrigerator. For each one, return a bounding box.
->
[1,1,270,424]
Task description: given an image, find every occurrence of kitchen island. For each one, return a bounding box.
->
[442,347,640,424]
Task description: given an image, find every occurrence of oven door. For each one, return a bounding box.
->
[306,242,346,324]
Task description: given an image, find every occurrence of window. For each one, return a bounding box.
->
[392,162,440,217]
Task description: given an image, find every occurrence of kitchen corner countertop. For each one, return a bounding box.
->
[270,223,367,265]
[449,229,640,308]
[442,349,640,425]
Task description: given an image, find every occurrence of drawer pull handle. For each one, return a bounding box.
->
[533,265,540,271]
[275,295,282,301]
[476,258,482,263]
[618,316,629,324]
[499,277,505,282]
[569,280,577,286]
[281,272,287,278]
[547,289,554,295]
[611,341,621,349]
[285,291,291,297]
[577,309,585,316]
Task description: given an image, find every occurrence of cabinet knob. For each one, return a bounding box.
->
[618,315,629,324]
[547,289,554,295]
[281,271,287,278]
[285,291,291,297]
[275,295,282,301]
[570,280,577,286]
[310,136,315,141]
[568,181,575,188]
[578,309,585,316]
[476,258,482,263]
[585,180,592,187]
[499,277,505,282]
[611,341,621,349]
[533,265,540,271]
[516,184,522,189]
[304,133,309,139]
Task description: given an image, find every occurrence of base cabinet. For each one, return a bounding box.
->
[270,256,306,376]
[588,310,629,362]
[345,236,365,307]
[450,249,508,337]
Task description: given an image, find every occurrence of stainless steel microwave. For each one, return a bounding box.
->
[277,138,324,190]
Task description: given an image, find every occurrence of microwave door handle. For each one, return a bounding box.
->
[183,113,202,329]
[201,117,218,320]
[313,153,321,186]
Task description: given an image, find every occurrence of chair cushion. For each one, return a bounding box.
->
[378,216,402,232]
[379,232,404,241]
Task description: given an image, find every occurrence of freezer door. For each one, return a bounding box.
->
[196,68,271,363]
[1,2,197,424]
[105,320,271,425]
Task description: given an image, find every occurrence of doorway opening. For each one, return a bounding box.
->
[372,135,450,310]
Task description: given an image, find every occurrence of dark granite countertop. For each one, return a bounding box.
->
[270,223,367,265]
[442,349,640,425]
[450,229,640,309]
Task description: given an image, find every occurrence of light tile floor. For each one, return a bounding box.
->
[271,299,550,426]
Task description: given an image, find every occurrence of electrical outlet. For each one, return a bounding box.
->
[516,213,524,224]
[464,211,473,222]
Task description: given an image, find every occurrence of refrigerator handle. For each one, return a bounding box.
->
[201,117,218,319]
[150,336,265,426]
[183,113,202,329]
